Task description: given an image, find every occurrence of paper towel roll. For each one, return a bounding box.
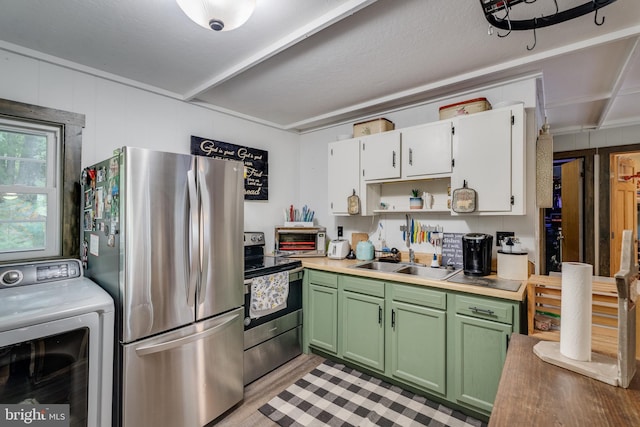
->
[560,262,593,361]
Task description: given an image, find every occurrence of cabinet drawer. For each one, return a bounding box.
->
[340,275,385,298]
[390,283,446,310]
[307,270,338,288]
[455,295,513,325]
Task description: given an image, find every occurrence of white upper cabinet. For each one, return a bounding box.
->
[401,120,453,179]
[326,104,526,217]
[328,138,361,215]
[360,131,401,181]
[451,104,525,215]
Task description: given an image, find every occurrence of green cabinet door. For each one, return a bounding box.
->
[389,301,446,395]
[453,313,511,414]
[340,290,385,372]
[308,283,338,354]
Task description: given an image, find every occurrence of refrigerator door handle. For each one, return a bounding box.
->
[187,168,199,307]
[135,312,240,357]
[197,167,210,305]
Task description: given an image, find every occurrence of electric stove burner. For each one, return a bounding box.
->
[244,231,302,280]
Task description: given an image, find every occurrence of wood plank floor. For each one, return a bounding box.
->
[213,353,326,426]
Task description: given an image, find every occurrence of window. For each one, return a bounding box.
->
[0,118,61,261]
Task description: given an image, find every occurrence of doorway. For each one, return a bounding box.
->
[609,152,639,275]
[543,158,584,274]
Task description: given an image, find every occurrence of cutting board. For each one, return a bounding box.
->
[351,233,369,249]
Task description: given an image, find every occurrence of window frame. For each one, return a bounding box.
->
[0,118,62,260]
[0,98,85,264]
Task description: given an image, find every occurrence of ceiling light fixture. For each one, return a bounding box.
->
[176,0,256,32]
[481,0,618,50]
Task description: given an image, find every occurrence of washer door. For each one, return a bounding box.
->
[0,312,105,427]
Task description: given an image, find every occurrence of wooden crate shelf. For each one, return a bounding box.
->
[527,274,622,358]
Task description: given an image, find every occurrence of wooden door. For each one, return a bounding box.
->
[561,159,582,262]
[610,155,637,276]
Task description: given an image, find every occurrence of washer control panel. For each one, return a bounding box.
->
[0,259,82,289]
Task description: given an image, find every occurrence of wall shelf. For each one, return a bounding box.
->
[375,179,450,214]
[373,208,451,214]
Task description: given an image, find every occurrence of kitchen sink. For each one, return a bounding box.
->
[350,261,404,273]
[394,265,461,280]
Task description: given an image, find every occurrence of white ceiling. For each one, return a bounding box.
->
[0,0,639,134]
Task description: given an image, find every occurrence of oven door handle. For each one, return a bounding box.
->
[244,266,304,292]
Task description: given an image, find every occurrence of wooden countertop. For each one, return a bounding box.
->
[298,257,526,302]
[489,334,640,426]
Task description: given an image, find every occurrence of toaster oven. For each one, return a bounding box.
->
[275,226,326,257]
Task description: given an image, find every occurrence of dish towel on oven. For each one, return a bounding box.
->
[250,271,289,318]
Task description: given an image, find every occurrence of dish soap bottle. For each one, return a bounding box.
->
[373,222,386,251]
[430,253,440,268]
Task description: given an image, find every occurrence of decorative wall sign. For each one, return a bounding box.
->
[190,135,268,200]
[442,232,465,268]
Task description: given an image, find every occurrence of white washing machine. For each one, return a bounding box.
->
[0,259,114,427]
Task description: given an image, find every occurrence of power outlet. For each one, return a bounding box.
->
[496,231,514,244]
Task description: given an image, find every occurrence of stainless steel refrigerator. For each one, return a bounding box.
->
[82,147,244,427]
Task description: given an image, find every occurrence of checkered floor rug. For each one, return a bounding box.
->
[259,360,487,427]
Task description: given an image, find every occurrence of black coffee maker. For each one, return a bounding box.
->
[462,233,493,276]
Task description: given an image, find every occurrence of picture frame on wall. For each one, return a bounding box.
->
[190,135,269,201]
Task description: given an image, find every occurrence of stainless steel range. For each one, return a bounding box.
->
[243,231,303,385]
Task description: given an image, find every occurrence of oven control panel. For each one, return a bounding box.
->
[244,231,265,246]
[0,259,82,289]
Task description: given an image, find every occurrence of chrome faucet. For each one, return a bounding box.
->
[406,214,415,264]
[405,214,411,249]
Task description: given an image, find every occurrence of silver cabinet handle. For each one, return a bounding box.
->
[392,151,396,168]
[409,148,413,166]
[469,306,495,316]
[135,313,239,356]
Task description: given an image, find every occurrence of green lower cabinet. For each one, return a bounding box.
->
[340,290,385,372]
[389,301,446,395]
[452,313,511,414]
[307,283,338,353]
[303,269,521,419]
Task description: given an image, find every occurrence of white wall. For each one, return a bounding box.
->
[1,46,544,261]
[0,49,300,248]
[554,124,640,152]
[300,77,540,266]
